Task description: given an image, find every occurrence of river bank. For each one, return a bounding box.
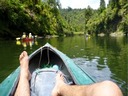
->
[97,32,126,37]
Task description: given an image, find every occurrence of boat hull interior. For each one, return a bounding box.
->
[29,47,75,84]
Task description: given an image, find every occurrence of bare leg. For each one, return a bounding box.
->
[52,73,123,96]
[15,51,31,96]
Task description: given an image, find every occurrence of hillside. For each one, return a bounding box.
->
[60,0,128,36]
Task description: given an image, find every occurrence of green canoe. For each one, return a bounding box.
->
[0,43,95,96]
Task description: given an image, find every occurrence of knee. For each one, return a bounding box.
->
[101,80,117,87]
[101,80,119,90]
[99,80,123,96]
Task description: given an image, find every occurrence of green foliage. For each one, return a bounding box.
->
[60,8,87,34]
[0,0,65,39]
[60,0,128,36]
[0,0,128,39]
[118,3,128,35]
[99,0,106,12]
[85,0,128,35]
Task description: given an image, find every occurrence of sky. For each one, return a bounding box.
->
[59,0,109,9]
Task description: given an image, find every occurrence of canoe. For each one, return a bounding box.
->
[16,37,34,41]
[22,37,34,42]
[0,43,95,96]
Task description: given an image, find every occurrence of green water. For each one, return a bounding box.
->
[0,36,127,95]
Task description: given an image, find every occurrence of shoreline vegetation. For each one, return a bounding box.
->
[1,31,126,41]
[0,0,128,39]
[98,32,125,37]
[42,32,126,39]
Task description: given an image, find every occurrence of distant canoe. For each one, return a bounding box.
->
[0,43,95,96]
[16,37,34,42]
[22,37,34,42]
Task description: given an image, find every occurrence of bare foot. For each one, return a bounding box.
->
[19,51,31,80]
[52,72,66,96]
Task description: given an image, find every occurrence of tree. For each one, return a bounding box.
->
[0,0,66,39]
[108,0,120,8]
[99,0,106,12]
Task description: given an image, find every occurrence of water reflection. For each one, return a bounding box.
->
[16,40,38,50]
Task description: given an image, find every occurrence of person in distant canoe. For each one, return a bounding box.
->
[28,33,33,39]
[15,51,123,96]
[22,32,26,39]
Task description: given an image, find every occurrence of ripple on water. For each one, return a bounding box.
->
[72,57,127,95]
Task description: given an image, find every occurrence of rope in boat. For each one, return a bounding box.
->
[47,47,50,65]
[38,46,50,68]
[38,47,43,68]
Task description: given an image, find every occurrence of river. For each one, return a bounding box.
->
[0,35,127,95]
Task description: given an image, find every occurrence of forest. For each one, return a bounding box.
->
[0,0,128,39]
[61,0,128,36]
